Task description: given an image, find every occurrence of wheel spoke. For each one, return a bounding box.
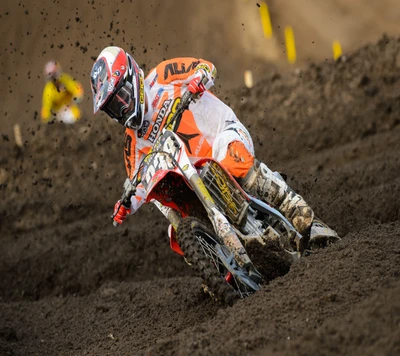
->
[195,232,254,298]
[195,234,222,270]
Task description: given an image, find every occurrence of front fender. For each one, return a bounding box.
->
[145,170,191,203]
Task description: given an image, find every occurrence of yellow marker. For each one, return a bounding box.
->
[332,40,343,60]
[244,70,253,88]
[13,124,23,148]
[284,26,296,64]
[259,2,273,38]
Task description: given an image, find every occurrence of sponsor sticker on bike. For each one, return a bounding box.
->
[107,77,116,92]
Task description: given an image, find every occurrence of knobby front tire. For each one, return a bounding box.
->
[177,217,240,306]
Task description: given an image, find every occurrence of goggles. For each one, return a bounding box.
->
[103,82,142,129]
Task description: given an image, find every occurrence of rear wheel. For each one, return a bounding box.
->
[177,217,258,305]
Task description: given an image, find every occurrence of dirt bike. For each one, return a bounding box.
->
[113,79,339,305]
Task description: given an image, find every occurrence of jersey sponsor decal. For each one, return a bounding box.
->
[149,74,158,88]
[151,88,164,109]
[164,61,200,80]
[148,99,172,142]
[195,135,205,156]
[139,76,144,104]
[124,133,133,177]
[165,98,181,130]
[226,126,252,149]
[237,128,252,148]
[138,120,150,138]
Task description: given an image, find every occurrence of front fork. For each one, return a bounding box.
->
[152,200,182,231]
[153,170,258,280]
[189,174,262,283]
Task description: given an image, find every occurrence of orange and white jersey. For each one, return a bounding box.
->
[124,57,254,213]
[124,57,239,178]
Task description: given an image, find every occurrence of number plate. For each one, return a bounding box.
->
[142,131,181,189]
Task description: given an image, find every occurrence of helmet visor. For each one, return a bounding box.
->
[92,58,112,114]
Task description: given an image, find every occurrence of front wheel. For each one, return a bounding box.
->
[177,217,259,305]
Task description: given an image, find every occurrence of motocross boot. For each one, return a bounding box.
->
[241,160,314,236]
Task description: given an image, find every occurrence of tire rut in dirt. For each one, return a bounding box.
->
[177,217,239,306]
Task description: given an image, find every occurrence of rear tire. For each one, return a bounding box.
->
[177,217,240,305]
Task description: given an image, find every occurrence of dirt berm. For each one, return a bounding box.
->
[1,1,400,354]
[1,33,400,355]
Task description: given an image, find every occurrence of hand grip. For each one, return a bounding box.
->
[201,73,209,86]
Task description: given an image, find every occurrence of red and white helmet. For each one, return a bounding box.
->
[90,46,145,130]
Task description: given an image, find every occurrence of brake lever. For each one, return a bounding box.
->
[180,74,209,108]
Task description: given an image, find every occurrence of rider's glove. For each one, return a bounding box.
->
[188,73,207,95]
[113,199,131,225]
[188,65,215,96]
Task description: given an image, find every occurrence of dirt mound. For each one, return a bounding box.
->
[230,35,400,162]
[144,223,400,356]
[1,0,400,352]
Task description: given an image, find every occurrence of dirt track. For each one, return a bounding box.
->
[1,1,400,355]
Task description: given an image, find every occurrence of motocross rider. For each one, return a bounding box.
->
[90,46,314,237]
[41,60,84,124]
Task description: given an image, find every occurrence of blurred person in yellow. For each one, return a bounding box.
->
[41,60,84,124]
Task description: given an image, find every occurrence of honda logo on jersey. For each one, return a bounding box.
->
[148,99,172,142]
